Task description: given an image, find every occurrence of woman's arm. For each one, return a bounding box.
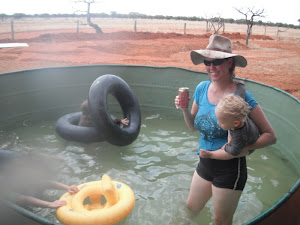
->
[175,96,198,132]
[246,104,277,150]
[200,149,242,160]
[200,147,251,160]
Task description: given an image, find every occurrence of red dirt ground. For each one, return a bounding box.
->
[0,30,299,99]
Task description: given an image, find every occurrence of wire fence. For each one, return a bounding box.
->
[0,17,299,40]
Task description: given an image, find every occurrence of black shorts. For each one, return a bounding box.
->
[196,157,247,191]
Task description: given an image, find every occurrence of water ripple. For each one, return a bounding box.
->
[0,116,298,225]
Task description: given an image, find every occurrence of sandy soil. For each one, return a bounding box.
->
[0,28,299,99]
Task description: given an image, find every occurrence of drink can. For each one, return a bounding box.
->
[178,87,189,108]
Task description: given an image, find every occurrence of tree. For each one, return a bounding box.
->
[204,14,225,34]
[13,13,26,19]
[277,27,288,39]
[74,0,103,33]
[210,17,225,34]
[235,7,265,45]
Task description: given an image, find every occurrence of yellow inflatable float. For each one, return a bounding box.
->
[56,174,135,225]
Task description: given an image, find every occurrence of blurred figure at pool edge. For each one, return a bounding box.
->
[0,150,80,210]
[174,34,276,225]
[78,99,129,127]
[10,181,79,209]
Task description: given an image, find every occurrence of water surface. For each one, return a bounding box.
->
[0,111,298,225]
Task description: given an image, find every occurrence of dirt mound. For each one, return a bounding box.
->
[0,31,272,44]
[0,30,298,99]
[222,32,273,41]
[233,41,249,50]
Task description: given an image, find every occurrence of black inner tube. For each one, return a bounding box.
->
[89,74,141,146]
[55,112,105,143]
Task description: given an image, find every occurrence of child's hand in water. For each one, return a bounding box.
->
[49,200,67,208]
[67,185,79,194]
[121,118,130,125]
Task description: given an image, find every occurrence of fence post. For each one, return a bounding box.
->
[264,26,266,36]
[11,20,14,40]
[184,23,186,35]
[134,20,137,32]
[77,20,79,33]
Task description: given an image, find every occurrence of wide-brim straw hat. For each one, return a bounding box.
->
[190,34,247,67]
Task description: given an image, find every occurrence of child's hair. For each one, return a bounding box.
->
[216,93,251,123]
[80,100,90,116]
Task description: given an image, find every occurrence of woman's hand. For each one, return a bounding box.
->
[175,95,181,109]
[175,95,191,109]
[199,149,213,158]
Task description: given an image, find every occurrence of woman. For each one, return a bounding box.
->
[175,34,277,225]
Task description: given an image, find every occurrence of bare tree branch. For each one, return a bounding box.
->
[73,0,103,33]
[277,27,288,39]
[234,7,266,45]
[204,15,225,34]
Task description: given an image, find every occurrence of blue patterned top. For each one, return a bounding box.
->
[193,81,258,152]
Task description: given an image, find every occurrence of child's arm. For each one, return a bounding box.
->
[16,194,67,208]
[224,130,247,157]
[200,132,234,160]
[228,132,232,145]
[46,181,79,194]
[112,117,129,126]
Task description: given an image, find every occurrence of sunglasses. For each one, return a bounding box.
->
[203,58,228,66]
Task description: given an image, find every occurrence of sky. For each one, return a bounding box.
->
[2,0,299,25]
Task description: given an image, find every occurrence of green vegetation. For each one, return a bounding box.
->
[0,12,299,29]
